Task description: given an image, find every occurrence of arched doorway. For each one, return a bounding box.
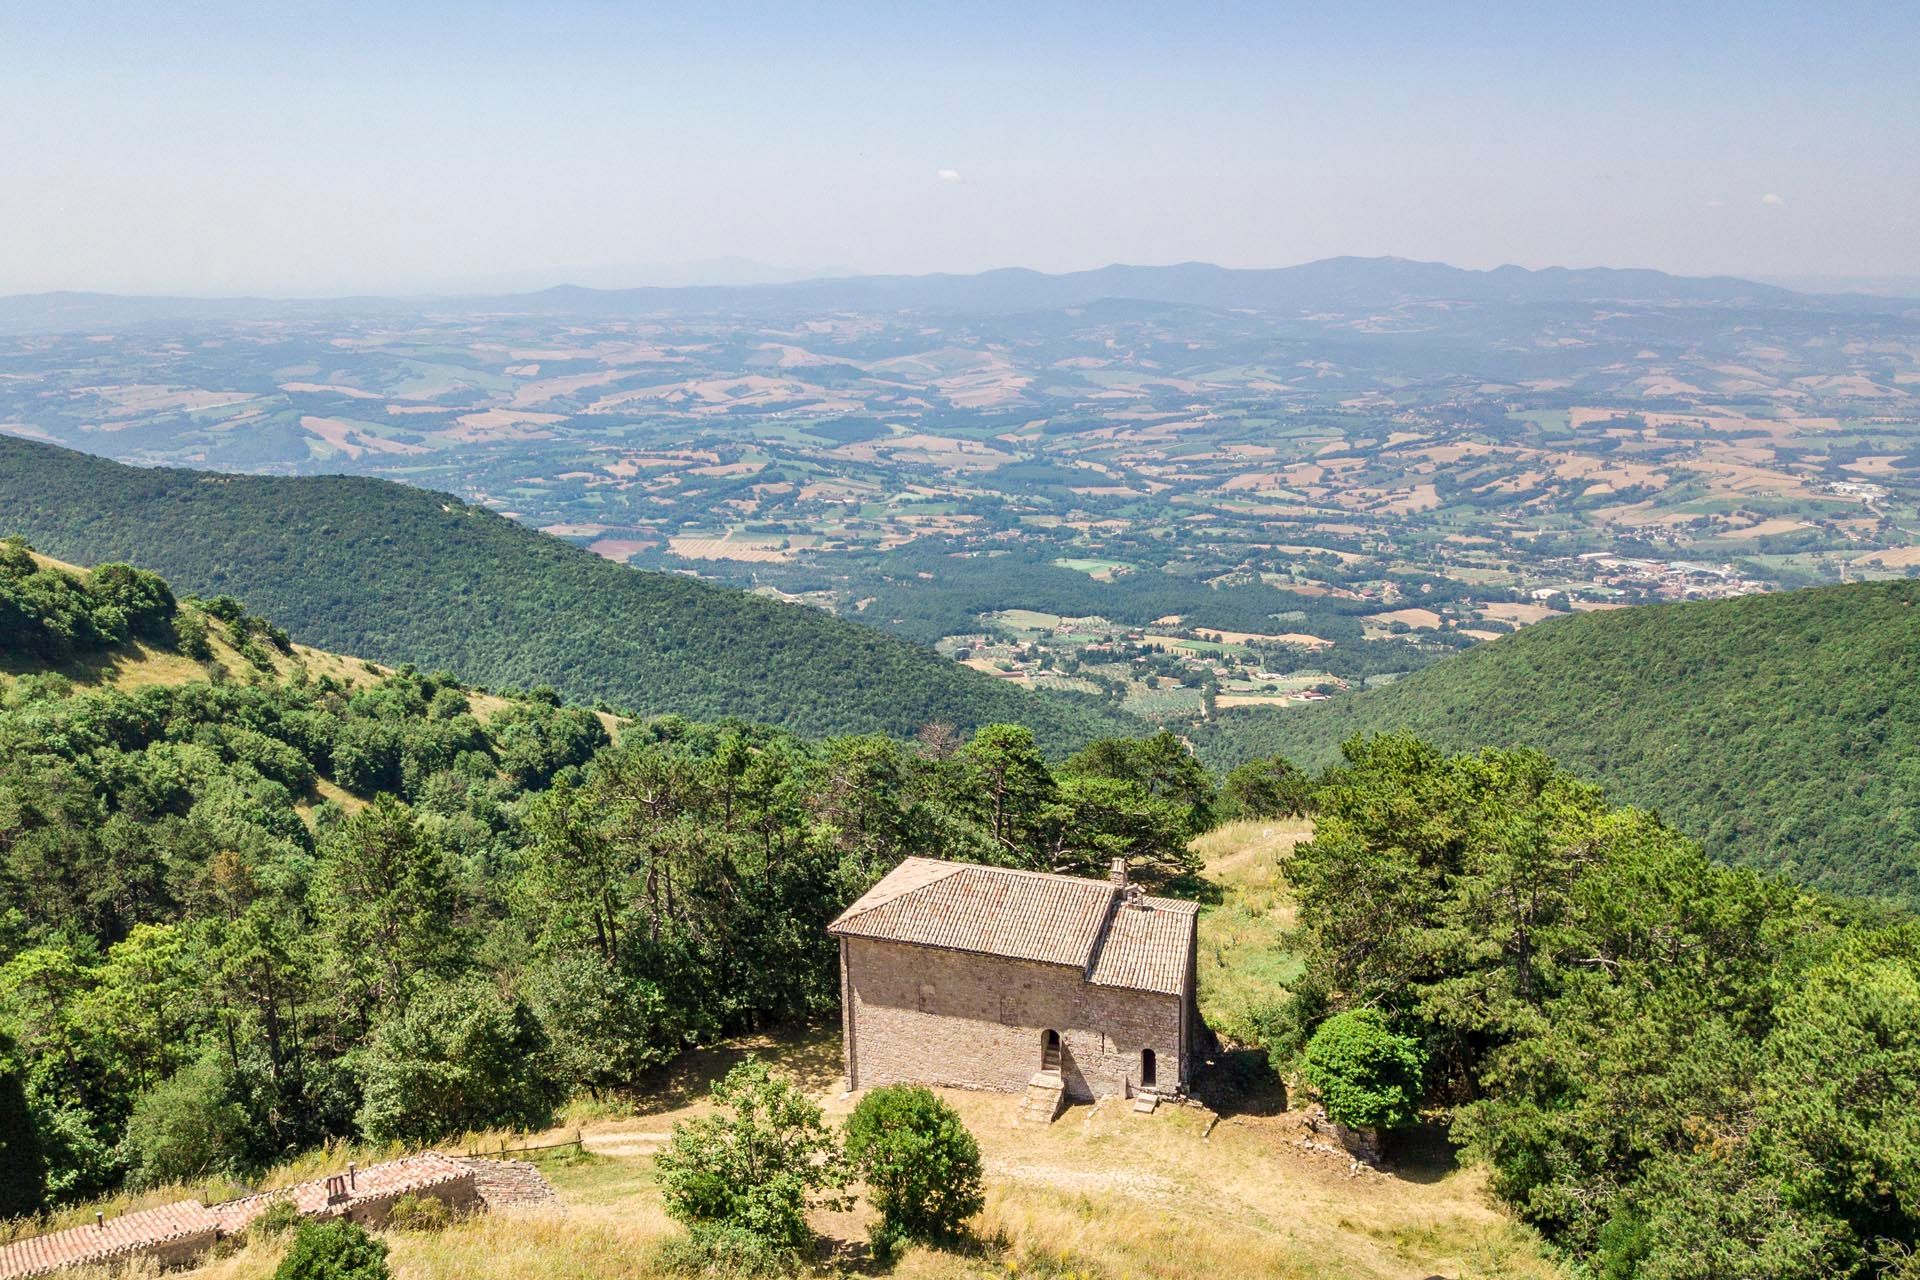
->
[1140,1048,1157,1089]
[1041,1029,1062,1072]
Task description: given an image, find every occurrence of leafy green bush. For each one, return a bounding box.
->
[1299,1010,1425,1131]
[119,1057,253,1187]
[843,1085,983,1243]
[655,1059,847,1256]
[356,980,560,1146]
[274,1219,390,1280]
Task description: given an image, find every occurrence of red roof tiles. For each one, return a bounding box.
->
[1087,894,1199,996]
[0,1201,219,1279]
[2,1153,477,1280]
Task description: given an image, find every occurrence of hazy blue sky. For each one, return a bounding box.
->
[2,1,1915,294]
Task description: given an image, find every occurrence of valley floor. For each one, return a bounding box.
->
[58,824,1562,1280]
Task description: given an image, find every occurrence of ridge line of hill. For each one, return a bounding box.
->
[1194,577,1920,904]
[0,436,1137,750]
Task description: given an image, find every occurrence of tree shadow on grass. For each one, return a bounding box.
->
[630,1024,843,1113]
[1190,1046,1287,1119]
[1384,1121,1461,1185]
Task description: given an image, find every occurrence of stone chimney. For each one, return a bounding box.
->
[1109,857,1128,888]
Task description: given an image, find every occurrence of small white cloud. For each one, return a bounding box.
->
[1705,199,1727,209]
[1761,192,1786,206]
[937,168,963,184]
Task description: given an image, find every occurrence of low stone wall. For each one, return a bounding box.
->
[1301,1106,1384,1165]
[134,1228,221,1274]
[321,1175,482,1228]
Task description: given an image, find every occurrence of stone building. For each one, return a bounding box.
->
[0,1152,518,1280]
[828,856,1201,1113]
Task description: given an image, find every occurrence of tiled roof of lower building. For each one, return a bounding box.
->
[1,1152,481,1280]
[212,1152,473,1232]
[0,1201,219,1280]
[829,856,1196,995]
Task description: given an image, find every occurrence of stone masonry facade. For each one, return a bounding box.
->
[840,935,1192,1100]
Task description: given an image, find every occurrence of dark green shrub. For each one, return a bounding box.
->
[174,608,213,660]
[1299,1009,1425,1131]
[274,1219,390,1280]
[843,1085,983,1243]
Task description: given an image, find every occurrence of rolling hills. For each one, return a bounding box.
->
[0,437,1135,747]
[1196,581,1920,904]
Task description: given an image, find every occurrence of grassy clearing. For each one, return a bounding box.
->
[1191,820,1309,1044]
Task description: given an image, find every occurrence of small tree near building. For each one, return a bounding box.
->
[654,1058,849,1257]
[844,1085,984,1246]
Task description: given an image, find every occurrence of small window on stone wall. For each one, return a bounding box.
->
[917,982,936,1012]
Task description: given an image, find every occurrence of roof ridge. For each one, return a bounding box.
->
[831,857,968,927]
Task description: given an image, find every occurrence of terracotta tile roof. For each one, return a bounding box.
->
[0,1201,219,1280]
[830,857,1196,995]
[212,1152,472,1232]
[1087,895,1199,996]
[1,1153,480,1280]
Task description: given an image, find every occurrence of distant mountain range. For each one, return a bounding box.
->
[1196,581,1920,906]
[4,256,1909,334]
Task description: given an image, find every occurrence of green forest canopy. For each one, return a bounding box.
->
[1195,579,1920,905]
[5,550,1920,1279]
[0,551,1222,1213]
[0,438,1136,751]
[1277,733,1920,1280]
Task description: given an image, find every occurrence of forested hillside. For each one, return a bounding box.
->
[0,548,1227,1215]
[0,438,1134,749]
[6,548,1920,1280]
[1196,580,1920,903]
[1278,735,1920,1280]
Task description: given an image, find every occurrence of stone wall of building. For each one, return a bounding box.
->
[138,1230,221,1274]
[321,1175,481,1229]
[841,937,1185,1100]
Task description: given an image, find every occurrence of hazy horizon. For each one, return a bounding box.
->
[4,1,1916,296]
[12,254,1920,306]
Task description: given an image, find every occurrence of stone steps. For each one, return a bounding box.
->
[1015,1071,1067,1126]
